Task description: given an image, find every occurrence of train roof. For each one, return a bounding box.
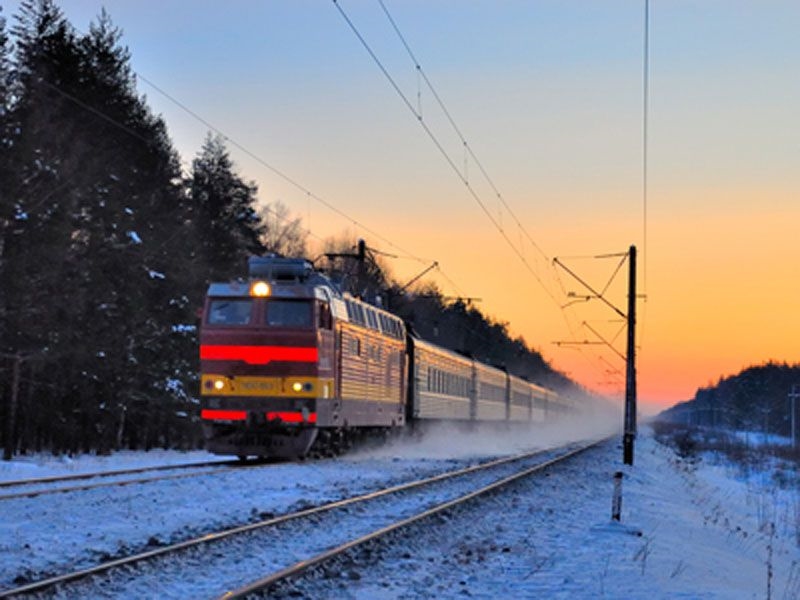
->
[205,255,405,338]
[206,255,341,301]
[206,280,334,302]
[412,335,557,397]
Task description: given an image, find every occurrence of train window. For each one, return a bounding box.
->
[208,299,252,325]
[318,301,332,330]
[265,300,312,328]
[345,335,361,356]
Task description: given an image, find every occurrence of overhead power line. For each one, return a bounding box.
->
[642,0,650,294]
[335,0,641,395]
[29,77,327,249]
[376,0,552,268]
[135,74,475,294]
[136,73,432,266]
[332,0,562,310]
[31,22,470,299]
[333,1,613,380]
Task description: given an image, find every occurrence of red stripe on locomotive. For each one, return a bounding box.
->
[266,411,317,423]
[200,345,318,365]
[200,409,248,421]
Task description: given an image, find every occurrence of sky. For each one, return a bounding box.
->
[3,1,798,412]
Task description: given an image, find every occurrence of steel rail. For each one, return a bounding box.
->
[0,466,234,501]
[218,439,605,599]
[0,443,587,598]
[0,459,237,489]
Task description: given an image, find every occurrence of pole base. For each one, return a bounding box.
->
[623,432,635,466]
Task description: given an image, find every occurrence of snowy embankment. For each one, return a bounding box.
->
[281,427,800,600]
[1,421,798,599]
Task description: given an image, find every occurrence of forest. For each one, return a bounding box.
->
[0,1,589,459]
[659,362,800,440]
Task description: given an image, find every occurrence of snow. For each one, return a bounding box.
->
[0,425,798,598]
[0,450,223,483]
[126,230,142,244]
[280,429,800,599]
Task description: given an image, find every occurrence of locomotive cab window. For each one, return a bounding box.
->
[265,300,312,328]
[207,299,253,325]
[318,301,333,330]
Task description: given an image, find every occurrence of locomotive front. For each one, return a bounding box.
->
[199,257,335,459]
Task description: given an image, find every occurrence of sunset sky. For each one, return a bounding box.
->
[6,1,799,412]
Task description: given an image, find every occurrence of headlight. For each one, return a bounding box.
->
[250,281,270,297]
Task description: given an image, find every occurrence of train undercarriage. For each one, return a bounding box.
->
[202,420,400,460]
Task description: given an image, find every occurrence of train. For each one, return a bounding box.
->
[199,255,575,459]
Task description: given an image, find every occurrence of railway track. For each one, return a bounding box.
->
[0,459,241,501]
[0,438,606,599]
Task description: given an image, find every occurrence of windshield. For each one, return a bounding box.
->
[207,299,253,325]
[265,300,312,328]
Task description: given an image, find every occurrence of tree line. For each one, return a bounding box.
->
[659,362,800,440]
[0,1,307,458]
[0,1,592,459]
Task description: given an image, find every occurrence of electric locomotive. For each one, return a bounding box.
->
[199,255,407,459]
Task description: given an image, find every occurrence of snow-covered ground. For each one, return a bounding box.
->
[284,429,800,599]
[0,450,228,482]
[1,422,798,599]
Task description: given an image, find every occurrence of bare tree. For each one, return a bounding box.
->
[258,200,307,257]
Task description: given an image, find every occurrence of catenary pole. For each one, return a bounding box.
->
[623,246,637,465]
[790,384,799,450]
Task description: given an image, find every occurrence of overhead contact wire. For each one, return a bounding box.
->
[333,0,558,307]
[135,73,431,266]
[376,0,553,269]
[336,0,592,366]
[372,0,626,393]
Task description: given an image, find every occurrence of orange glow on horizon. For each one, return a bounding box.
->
[307,190,800,413]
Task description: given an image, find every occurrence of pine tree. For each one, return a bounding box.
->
[67,10,199,453]
[0,5,11,163]
[187,133,266,284]
[0,5,15,460]
[0,4,13,296]
[1,2,202,456]
[0,0,84,454]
